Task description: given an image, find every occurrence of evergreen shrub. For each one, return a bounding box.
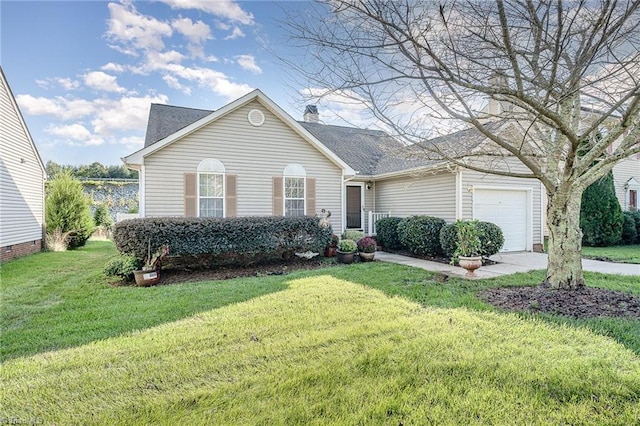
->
[397,215,446,256]
[375,217,403,250]
[580,172,623,247]
[113,216,332,267]
[620,212,638,245]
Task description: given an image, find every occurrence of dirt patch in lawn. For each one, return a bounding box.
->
[479,284,640,319]
[156,258,343,285]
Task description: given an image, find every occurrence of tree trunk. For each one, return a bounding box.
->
[545,188,584,289]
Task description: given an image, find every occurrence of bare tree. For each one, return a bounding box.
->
[286,0,640,289]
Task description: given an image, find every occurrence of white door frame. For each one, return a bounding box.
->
[344,182,365,230]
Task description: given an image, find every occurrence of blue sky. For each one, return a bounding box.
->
[2,1,358,166]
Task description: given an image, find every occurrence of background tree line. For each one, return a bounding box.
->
[46,161,138,180]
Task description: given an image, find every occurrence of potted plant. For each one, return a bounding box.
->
[453,220,483,277]
[357,236,377,261]
[336,239,357,264]
[133,241,169,286]
[324,234,339,257]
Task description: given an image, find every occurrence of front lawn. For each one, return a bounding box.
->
[581,244,640,264]
[2,241,640,424]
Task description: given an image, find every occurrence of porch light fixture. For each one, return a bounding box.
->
[366,181,372,190]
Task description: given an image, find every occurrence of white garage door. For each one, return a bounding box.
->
[473,189,529,252]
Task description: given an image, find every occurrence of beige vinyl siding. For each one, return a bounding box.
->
[612,157,639,210]
[143,100,343,230]
[461,167,542,245]
[374,171,457,222]
[0,73,45,247]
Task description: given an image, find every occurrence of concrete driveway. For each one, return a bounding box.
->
[375,251,640,279]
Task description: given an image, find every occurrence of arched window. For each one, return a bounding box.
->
[283,164,306,217]
[197,159,225,217]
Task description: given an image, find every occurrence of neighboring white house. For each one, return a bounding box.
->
[123,90,546,252]
[0,67,46,261]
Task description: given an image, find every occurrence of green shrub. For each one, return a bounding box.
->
[476,221,504,256]
[397,215,446,256]
[104,255,141,281]
[440,221,504,258]
[45,171,94,249]
[338,239,357,253]
[113,216,332,267]
[439,223,458,258]
[93,203,114,231]
[375,217,403,250]
[626,210,640,244]
[341,230,365,241]
[620,212,638,245]
[580,171,623,247]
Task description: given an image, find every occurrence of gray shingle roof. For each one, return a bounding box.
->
[144,103,500,176]
[144,104,212,147]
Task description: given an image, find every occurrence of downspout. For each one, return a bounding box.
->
[139,164,146,217]
[455,167,463,220]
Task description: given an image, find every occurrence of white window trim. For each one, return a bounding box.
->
[283,164,306,217]
[197,159,226,218]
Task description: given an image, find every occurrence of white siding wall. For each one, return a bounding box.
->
[612,156,640,210]
[143,100,344,230]
[374,171,457,222]
[0,73,45,247]
[461,169,543,245]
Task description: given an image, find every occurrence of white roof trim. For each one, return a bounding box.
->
[1,67,46,177]
[122,89,356,176]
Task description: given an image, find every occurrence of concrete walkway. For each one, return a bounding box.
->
[375,251,640,279]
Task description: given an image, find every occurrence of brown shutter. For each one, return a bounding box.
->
[225,174,237,217]
[273,176,283,216]
[306,177,316,216]
[184,173,197,217]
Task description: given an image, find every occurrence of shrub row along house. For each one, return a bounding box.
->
[123,90,638,254]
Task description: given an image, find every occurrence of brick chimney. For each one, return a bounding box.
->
[303,105,319,123]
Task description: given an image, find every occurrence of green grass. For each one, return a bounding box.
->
[581,244,640,264]
[2,242,640,424]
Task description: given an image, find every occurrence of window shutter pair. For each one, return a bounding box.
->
[272,177,316,216]
[184,173,237,217]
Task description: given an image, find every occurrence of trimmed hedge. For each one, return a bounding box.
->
[624,210,640,244]
[397,215,446,256]
[113,216,332,267]
[440,221,505,258]
[375,217,403,250]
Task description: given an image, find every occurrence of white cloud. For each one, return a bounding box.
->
[159,0,254,25]
[224,27,245,40]
[16,95,95,120]
[45,123,104,146]
[101,62,126,73]
[163,74,192,95]
[235,54,262,74]
[172,17,211,44]
[106,2,173,55]
[35,77,80,91]
[90,94,169,135]
[84,71,126,93]
[163,64,253,99]
[118,135,145,149]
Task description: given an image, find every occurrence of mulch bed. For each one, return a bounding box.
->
[479,284,640,319]
[157,258,342,285]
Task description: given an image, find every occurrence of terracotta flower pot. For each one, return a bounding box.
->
[458,256,482,278]
[324,247,337,257]
[133,269,160,287]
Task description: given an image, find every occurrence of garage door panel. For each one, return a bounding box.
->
[474,189,529,252]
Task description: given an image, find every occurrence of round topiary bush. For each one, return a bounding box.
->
[375,217,403,250]
[439,223,458,258]
[397,215,446,256]
[476,221,504,256]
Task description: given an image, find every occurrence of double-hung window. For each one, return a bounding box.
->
[283,164,306,217]
[197,159,225,218]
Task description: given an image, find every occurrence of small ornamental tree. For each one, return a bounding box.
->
[45,171,94,249]
[94,203,114,231]
[580,171,623,247]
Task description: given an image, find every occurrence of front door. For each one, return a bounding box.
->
[346,185,362,229]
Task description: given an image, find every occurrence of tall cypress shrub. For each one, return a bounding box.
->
[580,171,623,247]
[46,171,95,249]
